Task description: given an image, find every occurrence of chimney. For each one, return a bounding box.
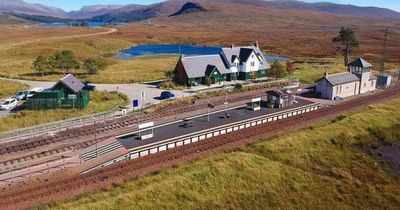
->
[254,41,259,48]
[231,44,234,49]
[180,54,184,60]
[324,69,329,77]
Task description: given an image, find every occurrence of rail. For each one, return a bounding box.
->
[83,102,321,173]
[0,101,124,143]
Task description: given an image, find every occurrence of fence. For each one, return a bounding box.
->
[84,103,322,173]
[0,101,124,143]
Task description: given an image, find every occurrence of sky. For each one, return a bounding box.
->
[25,0,400,12]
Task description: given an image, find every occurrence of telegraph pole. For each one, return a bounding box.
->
[380,27,388,76]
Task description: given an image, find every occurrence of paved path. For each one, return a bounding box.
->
[118,98,314,150]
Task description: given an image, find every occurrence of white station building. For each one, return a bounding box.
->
[316,58,377,100]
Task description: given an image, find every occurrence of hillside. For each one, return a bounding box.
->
[0,0,67,18]
[0,0,126,19]
[67,5,125,19]
[264,0,400,20]
[91,0,400,22]
[0,12,33,24]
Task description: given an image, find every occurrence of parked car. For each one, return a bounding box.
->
[83,82,96,91]
[160,91,176,100]
[334,96,344,101]
[1,98,18,110]
[26,87,44,99]
[15,90,29,101]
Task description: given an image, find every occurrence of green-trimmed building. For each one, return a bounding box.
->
[26,74,90,110]
[174,43,270,86]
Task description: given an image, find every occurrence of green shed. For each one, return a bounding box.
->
[25,74,90,110]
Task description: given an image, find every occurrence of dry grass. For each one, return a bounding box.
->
[0,80,28,98]
[0,91,127,133]
[44,97,400,210]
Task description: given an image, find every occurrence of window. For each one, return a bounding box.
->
[251,62,255,67]
[371,81,374,86]
[339,86,342,94]
[364,83,366,87]
[336,86,339,94]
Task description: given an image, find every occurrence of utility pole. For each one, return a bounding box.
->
[380,27,389,76]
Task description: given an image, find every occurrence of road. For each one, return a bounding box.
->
[0,28,117,50]
[0,77,191,112]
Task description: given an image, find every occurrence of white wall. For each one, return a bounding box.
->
[241,51,260,72]
[332,81,359,99]
[317,79,359,100]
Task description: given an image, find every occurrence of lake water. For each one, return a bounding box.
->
[116,44,288,62]
[38,21,120,28]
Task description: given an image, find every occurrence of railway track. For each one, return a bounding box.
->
[0,84,399,210]
[0,90,267,170]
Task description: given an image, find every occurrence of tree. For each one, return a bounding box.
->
[268,61,287,79]
[250,71,258,82]
[32,55,52,77]
[164,70,174,80]
[51,50,80,74]
[83,57,107,75]
[332,27,359,66]
[285,61,296,75]
[204,76,213,87]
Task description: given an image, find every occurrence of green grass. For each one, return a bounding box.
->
[0,80,28,98]
[43,97,400,210]
[0,91,127,133]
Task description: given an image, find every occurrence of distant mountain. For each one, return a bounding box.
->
[0,0,126,19]
[0,12,33,24]
[169,2,206,17]
[0,0,67,18]
[67,5,125,19]
[263,0,400,20]
[1,0,400,22]
[90,0,400,23]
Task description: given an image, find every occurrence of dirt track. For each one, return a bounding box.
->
[0,84,399,209]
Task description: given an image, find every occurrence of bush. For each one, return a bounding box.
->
[234,83,243,92]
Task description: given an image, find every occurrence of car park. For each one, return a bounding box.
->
[160,91,176,100]
[1,98,18,110]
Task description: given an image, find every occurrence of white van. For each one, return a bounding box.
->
[26,87,44,99]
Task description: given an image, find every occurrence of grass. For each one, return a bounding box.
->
[43,97,400,210]
[0,80,28,98]
[84,55,178,84]
[0,91,128,133]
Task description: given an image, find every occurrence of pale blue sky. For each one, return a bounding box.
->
[25,0,400,12]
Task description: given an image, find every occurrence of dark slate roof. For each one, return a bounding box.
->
[220,45,270,70]
[239,48,254,62]
[348,58,373,68]
[323,73,360,86]
[53,74,85,94]
[267,89,291,97]
[205,65,217,76]
[181,55,229,78]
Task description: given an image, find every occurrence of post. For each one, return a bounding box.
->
[224,84,228,117]
[207,101,210,122]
